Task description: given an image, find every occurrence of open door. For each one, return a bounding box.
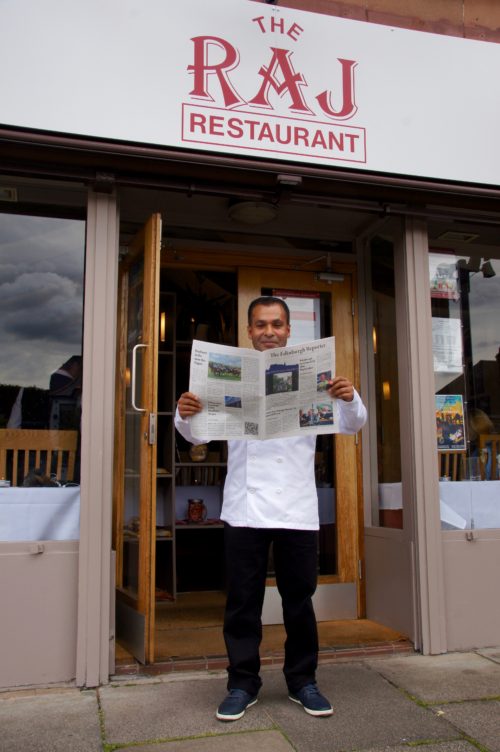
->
[238,267,364,620]
[113,214,162,663]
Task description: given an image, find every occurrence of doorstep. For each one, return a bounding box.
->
[112,639,415,678]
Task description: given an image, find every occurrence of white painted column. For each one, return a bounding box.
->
[394,216,447,655]
[76,189,119,686]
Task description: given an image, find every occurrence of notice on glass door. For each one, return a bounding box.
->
[432,317,462,373]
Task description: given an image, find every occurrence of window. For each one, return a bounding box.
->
[429,246,500,530]
[368,236,402,528]
[0,208,85,541]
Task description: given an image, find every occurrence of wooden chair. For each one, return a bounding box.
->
[478,434,500,480]
[0,429,78,486]
[437,450,466,481]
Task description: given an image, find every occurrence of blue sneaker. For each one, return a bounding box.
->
[289,683,333,716]
[216,688,258,721]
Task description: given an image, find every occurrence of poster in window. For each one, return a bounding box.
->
[272,289,321,345]
[435,394,466,450]
[429,253,459,300]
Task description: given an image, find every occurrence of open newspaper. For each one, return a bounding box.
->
[188,336,338,440]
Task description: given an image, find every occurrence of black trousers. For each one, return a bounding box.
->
[223,523,319,696]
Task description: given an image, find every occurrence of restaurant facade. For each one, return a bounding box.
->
[1,0,500,689]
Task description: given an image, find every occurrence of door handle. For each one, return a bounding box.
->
[131,343,147,413]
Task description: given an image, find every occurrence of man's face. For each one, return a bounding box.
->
[247,303,290,351]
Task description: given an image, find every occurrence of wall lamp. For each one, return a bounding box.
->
[457,257,496,278]
[481,260,496,278]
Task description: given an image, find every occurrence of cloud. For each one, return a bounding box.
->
[0,215,85,387]
[0,215,84,284]
[0,271,82,342]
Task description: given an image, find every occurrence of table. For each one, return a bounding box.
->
[379,481,500,529]
[0,486,80,541]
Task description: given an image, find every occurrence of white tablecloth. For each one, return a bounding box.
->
[379,481,500,529]
[0,487,80,541]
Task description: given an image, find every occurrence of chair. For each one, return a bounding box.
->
[478,434,500,480]
[0,429,78,486]
[437,450,466,481]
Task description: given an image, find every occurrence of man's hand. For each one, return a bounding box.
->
[327,376,354,402]
[177,391,203,418]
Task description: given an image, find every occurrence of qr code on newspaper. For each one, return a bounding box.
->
[244,421,258,436]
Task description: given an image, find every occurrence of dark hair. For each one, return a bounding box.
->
[247,296,290,325]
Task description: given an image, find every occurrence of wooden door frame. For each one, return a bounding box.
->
[238,266,363,604]
[113,214,161,662]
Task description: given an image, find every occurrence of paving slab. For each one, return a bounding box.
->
[366,652,500,703]
[100,675,275,745]
[0,689,101,752]
[129,729,295,751]
[434,700,500,752]
[360,743,476,752]
[253,664,457,752]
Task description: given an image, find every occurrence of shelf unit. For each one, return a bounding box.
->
[154,291,227,601]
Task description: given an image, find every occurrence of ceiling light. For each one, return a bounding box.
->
[228,201,278,225]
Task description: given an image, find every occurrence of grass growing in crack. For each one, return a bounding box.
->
[459,734,492,752]
[100,726,280,751]
[405,739,462,747]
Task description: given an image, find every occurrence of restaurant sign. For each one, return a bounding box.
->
[0,0,500,184]
[182,15,365,165]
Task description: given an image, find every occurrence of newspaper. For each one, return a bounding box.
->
[188,336,338,440]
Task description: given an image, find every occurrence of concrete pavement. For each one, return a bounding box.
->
[1,649,499,752]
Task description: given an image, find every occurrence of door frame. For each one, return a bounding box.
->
[237,265,364,620]
[113,214,161,664]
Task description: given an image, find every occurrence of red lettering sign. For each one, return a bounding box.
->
[184,14,364,166]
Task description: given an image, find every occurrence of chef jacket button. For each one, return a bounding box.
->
[248,487,256,494]
[276,457,283,463]
[276,488,282,494]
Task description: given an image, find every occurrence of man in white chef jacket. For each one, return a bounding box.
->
[175,296,367,721]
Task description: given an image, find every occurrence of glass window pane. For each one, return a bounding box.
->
[370,236,402,528]
[429,248,500,530]
[0,211,85,541]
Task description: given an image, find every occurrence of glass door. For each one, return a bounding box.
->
[113,214,161,663]
[238,267,363,620]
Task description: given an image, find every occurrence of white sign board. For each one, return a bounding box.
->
[1,0,499,185]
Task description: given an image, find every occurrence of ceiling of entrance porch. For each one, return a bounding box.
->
[118,188,500,259]
[118,186,374,257]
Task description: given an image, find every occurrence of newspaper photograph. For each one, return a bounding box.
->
[187,337,338,440]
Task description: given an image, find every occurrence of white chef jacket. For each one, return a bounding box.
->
[174,390,367,530]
